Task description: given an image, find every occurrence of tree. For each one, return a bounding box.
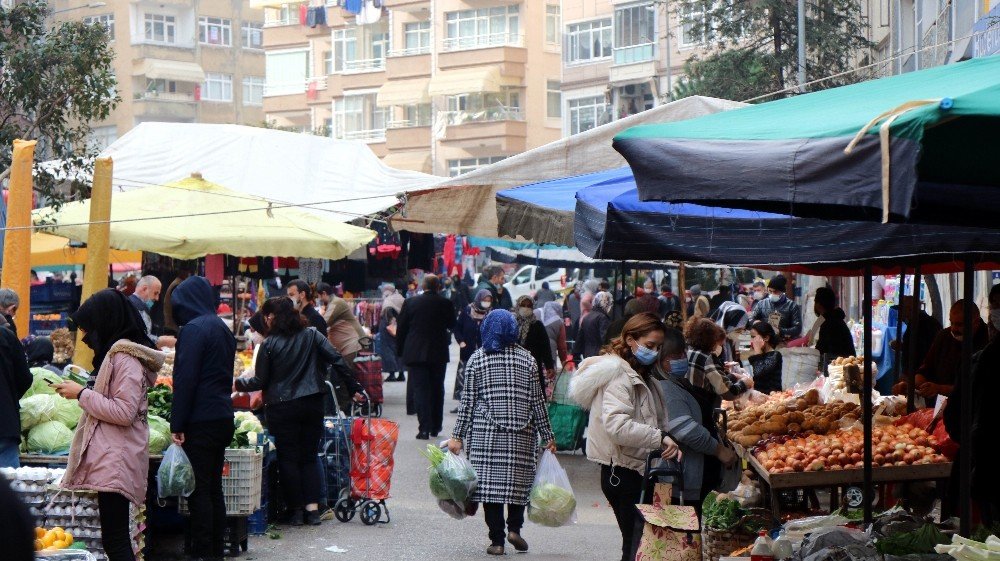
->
[0,0,118,206]
[672,0,874,101]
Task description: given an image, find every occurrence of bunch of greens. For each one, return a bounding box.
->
[147,386,172,421]
[703,492,745,530]
[157,444,196,497]
[422,444,477,505]
[875,524,950,555]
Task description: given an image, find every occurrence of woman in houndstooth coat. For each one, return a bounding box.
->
[450,310,556,556]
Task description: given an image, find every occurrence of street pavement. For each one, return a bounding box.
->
[153,342,623,560]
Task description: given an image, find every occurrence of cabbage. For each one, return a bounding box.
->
[528,483,577,527]
[27,421,73,454]
[230,412,263,448]
[148,415,170,455]
[19,394,58,429]
[24,368,59,398]
[52,398,83,429]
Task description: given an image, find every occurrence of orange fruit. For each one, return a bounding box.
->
[34,539,43,551]
[35,527,44,539]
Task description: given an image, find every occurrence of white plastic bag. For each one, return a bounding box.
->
[528,450,577,527]
[157,444,195,498]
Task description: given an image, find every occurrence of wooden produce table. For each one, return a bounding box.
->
[21,454,165,467]
[735,445,952,517]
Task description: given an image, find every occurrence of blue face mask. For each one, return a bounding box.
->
[633,345,658,366]
[145,299,154,310]
[669,358,689,378]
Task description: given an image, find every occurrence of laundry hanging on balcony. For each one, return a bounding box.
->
[356,0,382,25]
[306,5,327,27]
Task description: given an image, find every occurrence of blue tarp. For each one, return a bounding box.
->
[498,167,1000,275]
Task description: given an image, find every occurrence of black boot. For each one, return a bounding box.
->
[397,372,406,382]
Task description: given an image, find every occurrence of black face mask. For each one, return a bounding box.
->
[82,331,100,352]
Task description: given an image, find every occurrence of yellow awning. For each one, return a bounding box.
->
[427,67,520,97]
[31,232,142,267]
[376,78,431,107]
[382,152,431,173]
[34,175,375,261]
[133,59,205,83]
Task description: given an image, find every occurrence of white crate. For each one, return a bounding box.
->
[179,448,263,516]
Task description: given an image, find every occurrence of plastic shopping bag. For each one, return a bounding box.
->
[424,444,478,519]
[528,450,577,527]
[157,444,196,498]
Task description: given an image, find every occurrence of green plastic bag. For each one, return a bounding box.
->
[547,402,587,452]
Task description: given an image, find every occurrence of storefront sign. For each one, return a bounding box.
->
[972,3,1000,58]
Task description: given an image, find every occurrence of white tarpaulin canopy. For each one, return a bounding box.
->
[99,122,442,222]
[391,96,745,238]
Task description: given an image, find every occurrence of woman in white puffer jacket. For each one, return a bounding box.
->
[569,312,681,561]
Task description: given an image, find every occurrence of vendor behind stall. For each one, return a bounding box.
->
[750,275,802,341]
[813,287,856,360]
[896,299,986,402]
[891,295,943,387]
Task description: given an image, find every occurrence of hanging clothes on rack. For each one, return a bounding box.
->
[299,258,323,285]
[356,0,382,24]
[343,0,363,15]
[205,254,225,286]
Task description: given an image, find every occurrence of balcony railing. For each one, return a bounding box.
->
[388,46,431,57]
[264,15,300,28]
[442,107,524,126]
[263,76,326,97]
[338,128,387,142]
[340,58,386,73]
[133,91,196,102]
[442,33,524,52]
[388,119,432,129]
[612,42,656,65]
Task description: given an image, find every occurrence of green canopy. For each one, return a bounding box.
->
[614,55,1000,225]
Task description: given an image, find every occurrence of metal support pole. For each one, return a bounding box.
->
[960,260,974,536]
[907,268,922,413]
[863,265,874,524]
[892,269,905,395]
[679,262,688,322]
[797,0,806,92]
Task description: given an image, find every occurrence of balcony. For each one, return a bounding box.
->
[437,45,526,75]
[383,0,431,11]
[386,53,430,78]
[341,58,386,74]
[338,128,386,143]
[442,33,524,53]
[131,42,196,61]
[442,108,524,126]
[442,110,526,152]
[613,43,656,65]
[264,76,326,98]
[386,124,431,151]
[133,92,197,120]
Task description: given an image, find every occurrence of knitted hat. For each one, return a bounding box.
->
[768,275,787,293]
[690,284,702,296]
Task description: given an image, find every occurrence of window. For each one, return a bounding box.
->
[447,156,507,177]
[84,14,115,40]
[444,6,520,51]
[203,73,233,102]
[242,76,264,106]
[403,104,432,127]
[333,25,387,72]
[547,80,561,118]
[333,93,388,141]
[614,4,656,64]
[242,21,263,49]
[144,79,177,94]
[566,18,612,64]
[403,21,431,54]
[144,13,176,43]
[264,4,300,26]
[445,89,522,124]
[323,50,333,75]
[567,95,608,135]
[546,5,560,44]
[265,50,310,95]
[199,17,232,46]
[679,2,708,47]
[88,126,117,152]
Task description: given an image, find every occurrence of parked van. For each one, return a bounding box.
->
[503,265,582,302]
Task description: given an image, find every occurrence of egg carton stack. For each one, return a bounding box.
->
[44,491,105,559]
[0,466,62,520]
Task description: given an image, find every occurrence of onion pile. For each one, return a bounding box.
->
[754,424,947,473]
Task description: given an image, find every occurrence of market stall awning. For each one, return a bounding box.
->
[35,174,375,260]
[31,232,142,267]
[427,67,520,97]
[393,95,744,239]
[557,167,1000,275]
[132,59,205,83]
[376,77,431,107]
[614,55,1000,226]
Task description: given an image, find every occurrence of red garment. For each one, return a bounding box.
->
[299,4,307,25]
[205,254,225,285]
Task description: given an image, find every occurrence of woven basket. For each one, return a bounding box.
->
[701,509,772,561]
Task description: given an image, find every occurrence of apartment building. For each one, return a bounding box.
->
[258,1,562,176]
[50,0,265,151]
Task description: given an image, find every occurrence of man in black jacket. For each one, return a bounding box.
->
[397,275,456,440]
[287,280,327,335]
[170,276,236,560]
[0,325,31,467]
[813,287,857,360]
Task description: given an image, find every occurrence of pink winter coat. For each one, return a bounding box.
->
[62,341,165,505]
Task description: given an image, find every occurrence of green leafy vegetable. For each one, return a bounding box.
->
[24,368,59,398]
[230,412,263,448]
[19,394,59,429]
[528,482,577,527]
[875,523,950,555]
[52,398,82,429]
[703,492,745,531]
[26,421,73,454]
[147,386,172,421]
[157,444,196,497]
[147,415,170,455]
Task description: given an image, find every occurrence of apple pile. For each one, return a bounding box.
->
[754,424,947,473]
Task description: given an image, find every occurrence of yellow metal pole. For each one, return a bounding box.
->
[72,157,113,370]
[1,139,36,337]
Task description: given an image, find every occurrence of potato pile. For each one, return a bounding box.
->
[726,389,862,448]
[50,329,74,364]
[158,351,174,377]
[830,356,864,367]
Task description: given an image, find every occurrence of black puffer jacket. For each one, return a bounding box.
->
[236,328,362,404]
[0,327,31,439]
